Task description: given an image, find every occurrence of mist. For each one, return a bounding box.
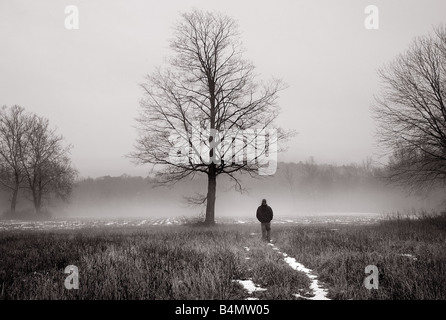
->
[1,161,437,220]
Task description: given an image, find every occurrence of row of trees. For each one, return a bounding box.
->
[71,161,383,204]
[0,105,77,216]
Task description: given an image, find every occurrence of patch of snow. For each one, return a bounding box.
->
[294,292,316,299]
[400,253,418,261]
[233,279,267,294]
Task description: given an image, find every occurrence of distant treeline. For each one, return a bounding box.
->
[1,160,444,218]
[65,160,446,217]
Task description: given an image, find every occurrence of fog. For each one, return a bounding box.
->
[2,161,439,220]
[1,160,445,220]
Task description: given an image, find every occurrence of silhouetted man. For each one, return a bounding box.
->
[256,199,273,242]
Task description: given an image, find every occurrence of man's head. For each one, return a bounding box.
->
[261,199,267,205]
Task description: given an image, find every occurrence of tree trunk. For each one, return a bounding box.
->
[204,164,216,225]
[32,189,41,214]
[35,201,41,214]
[10,186,18,214]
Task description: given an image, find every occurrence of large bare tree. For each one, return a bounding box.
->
[131,10,292,225]
[373,25,446,192]
[0,105,28,214]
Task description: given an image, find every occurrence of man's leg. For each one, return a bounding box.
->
[261,223,267,241]
[265,222,271,242]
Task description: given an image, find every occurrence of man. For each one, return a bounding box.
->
[256,199,273,242]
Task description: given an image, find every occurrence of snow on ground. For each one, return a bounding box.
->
[233,279,267,293]
[0,217,191,230]
[232,279,267,299]
[236,243,330,300]
[0,214,382,231]
[233,245,267,299]
[267,242,330,300]
[227,215,382,225]
[400,253,418,261]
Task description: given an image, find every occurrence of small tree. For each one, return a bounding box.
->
[21,114,77,214]
[373,25,446,192]
[0,105,28,214]
[132,10,293,225]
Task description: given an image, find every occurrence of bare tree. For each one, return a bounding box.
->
[373,25,446,192]
[0,105,28,214]
[131,10,293,225]
[21,114,77,214]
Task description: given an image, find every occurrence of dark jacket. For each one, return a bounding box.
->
[256,204,273,223]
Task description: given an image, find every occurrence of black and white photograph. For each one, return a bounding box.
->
[0,0,445,314]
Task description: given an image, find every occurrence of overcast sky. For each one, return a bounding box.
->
[1,0,445,178]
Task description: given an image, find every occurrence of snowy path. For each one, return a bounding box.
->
[232,246,266,300]
[235,244,330,300]
[267,242,330,300]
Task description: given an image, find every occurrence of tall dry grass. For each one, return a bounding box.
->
[1,214,445,300]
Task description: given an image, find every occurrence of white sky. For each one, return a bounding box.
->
[1,0,445,178]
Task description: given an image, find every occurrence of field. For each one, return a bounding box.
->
[0,213,445,300]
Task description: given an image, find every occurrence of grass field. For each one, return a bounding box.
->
[0,214,445,300]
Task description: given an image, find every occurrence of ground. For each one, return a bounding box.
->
[0,214,445,300]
